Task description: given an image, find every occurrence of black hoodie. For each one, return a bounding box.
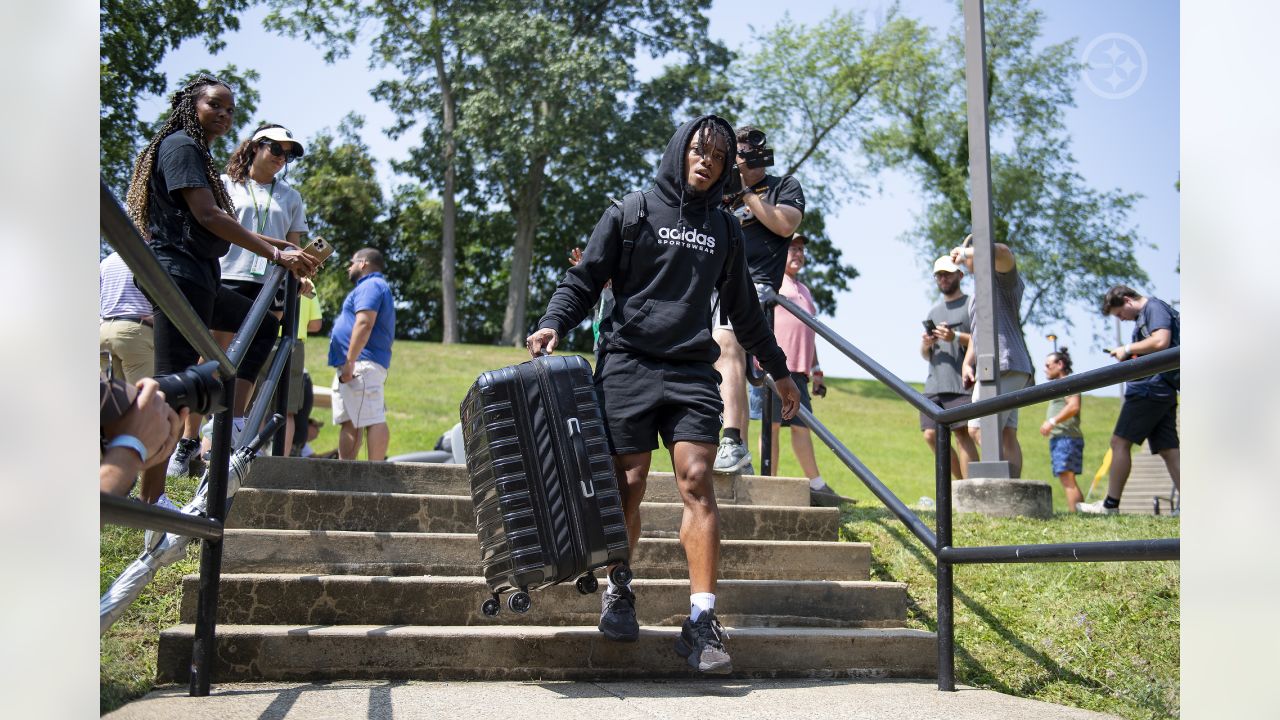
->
[537,115,789,380]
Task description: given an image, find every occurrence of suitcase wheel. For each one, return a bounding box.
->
[481,597,501,618]
[575,573,599,595]
[608,564,633,587]
[507,590,532,614]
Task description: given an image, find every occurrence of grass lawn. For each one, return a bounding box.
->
[101,339,1178,716]
[845,507,1179,719]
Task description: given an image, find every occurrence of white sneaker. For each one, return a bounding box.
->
[1076,500,1119,515]
[713,437,752,474]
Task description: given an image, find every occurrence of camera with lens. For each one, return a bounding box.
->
[156,361,225,415]
[739,128,774,169]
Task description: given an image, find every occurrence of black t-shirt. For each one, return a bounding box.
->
[147,130,229,291]
[1125,296,1180,399]
[727,173,805,290]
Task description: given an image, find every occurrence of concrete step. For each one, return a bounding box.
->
[1117,454,1177,515]
[226,488,839,541]
[245,456,809,506]
[180,575,908,628]
[221,529,871,580]
[156,624,937,682]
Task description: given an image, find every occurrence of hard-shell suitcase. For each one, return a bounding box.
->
[460,354,631,616]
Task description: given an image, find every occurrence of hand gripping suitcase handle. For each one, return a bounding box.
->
[566,417,595,498]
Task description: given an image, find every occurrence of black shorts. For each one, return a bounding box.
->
[222,277,287,313]
[919,392,972,431]
[1114,394,1179,452]
[768,371,812,427]
[595,352,723,454]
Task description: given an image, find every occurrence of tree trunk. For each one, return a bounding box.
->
[500,155,548,346]
[433,6,459,344]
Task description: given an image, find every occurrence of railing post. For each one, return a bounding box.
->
[761,384,773,476]
[935,422,956,691]
[189,377,235,696]
[272,274,299,456]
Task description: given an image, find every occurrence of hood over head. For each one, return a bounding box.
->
[652,115,737,217]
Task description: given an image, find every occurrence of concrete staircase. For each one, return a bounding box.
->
[156,457,936,681]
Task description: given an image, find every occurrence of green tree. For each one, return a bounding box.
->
[267,0,730,346]
[729,8,926,310]
[862,0,1148,326]
[100,0,253,193]
[289,115,389,324]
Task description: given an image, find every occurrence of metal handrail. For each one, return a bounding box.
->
[100,180,235,377]
[100,492,223,541]
[758,285,1180,692]
[99,177,298,698]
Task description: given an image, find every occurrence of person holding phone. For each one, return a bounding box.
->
[920,255,979,479]
[124,75,318,494]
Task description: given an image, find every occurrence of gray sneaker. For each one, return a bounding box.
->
[674,610,732,674]
[1076,500,1119,515]
[713,437,752,474]
[166,437,201,477]
[598,585,639,642]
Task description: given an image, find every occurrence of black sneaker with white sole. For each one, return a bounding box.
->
[166,437,201,477]
[674,610,732,674]
[598,585,639,642]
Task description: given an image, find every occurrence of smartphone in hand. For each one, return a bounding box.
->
[923,319,937,335]
[302,235,335,265]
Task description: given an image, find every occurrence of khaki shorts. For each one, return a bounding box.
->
[332,360,388,428]
[99,319,154,384]
[967,370,1032,430]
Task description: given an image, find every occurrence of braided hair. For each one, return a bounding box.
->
[1048,347,1074,375]
[124,74,237,238]
[225,122,286,183]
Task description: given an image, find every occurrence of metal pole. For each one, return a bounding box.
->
[961,0,1008,479]
[935,423,956,690]
[189,377,234,696]
[272,274,300,456]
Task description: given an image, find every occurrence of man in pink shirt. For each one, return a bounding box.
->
[766,234,840,506]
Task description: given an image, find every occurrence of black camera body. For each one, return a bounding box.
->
[739,128,775,169]
[156,361,225,416]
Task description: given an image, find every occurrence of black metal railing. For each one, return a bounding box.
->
[98,179,299,696]
[757,286,1179,690]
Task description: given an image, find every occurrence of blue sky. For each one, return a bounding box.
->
[143,0,1179,392]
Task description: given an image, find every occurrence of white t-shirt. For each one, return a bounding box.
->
[219,173,309,282]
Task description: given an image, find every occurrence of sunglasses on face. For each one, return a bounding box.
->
[260,140,302,160]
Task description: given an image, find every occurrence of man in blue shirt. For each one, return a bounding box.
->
[329,248,396,460]
[1078,285,1180,514]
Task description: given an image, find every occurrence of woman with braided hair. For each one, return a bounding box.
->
[124,74,318,490]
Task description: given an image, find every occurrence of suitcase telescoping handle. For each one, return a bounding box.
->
[566,417,595,498]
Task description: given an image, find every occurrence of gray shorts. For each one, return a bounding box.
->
[967,370,1033,430]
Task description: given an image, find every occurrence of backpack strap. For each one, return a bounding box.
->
[609,190,647,294]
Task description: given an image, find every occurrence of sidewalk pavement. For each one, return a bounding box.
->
[105,679,1120,719]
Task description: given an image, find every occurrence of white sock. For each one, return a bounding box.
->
[809,476,827,490]
[690,592,716,621]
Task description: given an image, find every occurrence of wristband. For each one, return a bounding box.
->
[106,434,148,463]
[272,246,282,264]
[811,364,822,375]
[1048,418,1058,426]
[1123,343,1130,356]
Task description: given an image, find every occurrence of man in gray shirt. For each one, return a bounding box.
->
[952,241,1034,478]
[919,255,979,478]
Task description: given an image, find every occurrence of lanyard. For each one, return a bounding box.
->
[246,179,277,235]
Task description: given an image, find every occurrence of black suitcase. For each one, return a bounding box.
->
[460,354,631,617]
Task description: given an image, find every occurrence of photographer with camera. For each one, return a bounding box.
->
[713,125,805,474]
[99,375,187,498]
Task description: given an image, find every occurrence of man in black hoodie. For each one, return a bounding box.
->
[527,115,800,674]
